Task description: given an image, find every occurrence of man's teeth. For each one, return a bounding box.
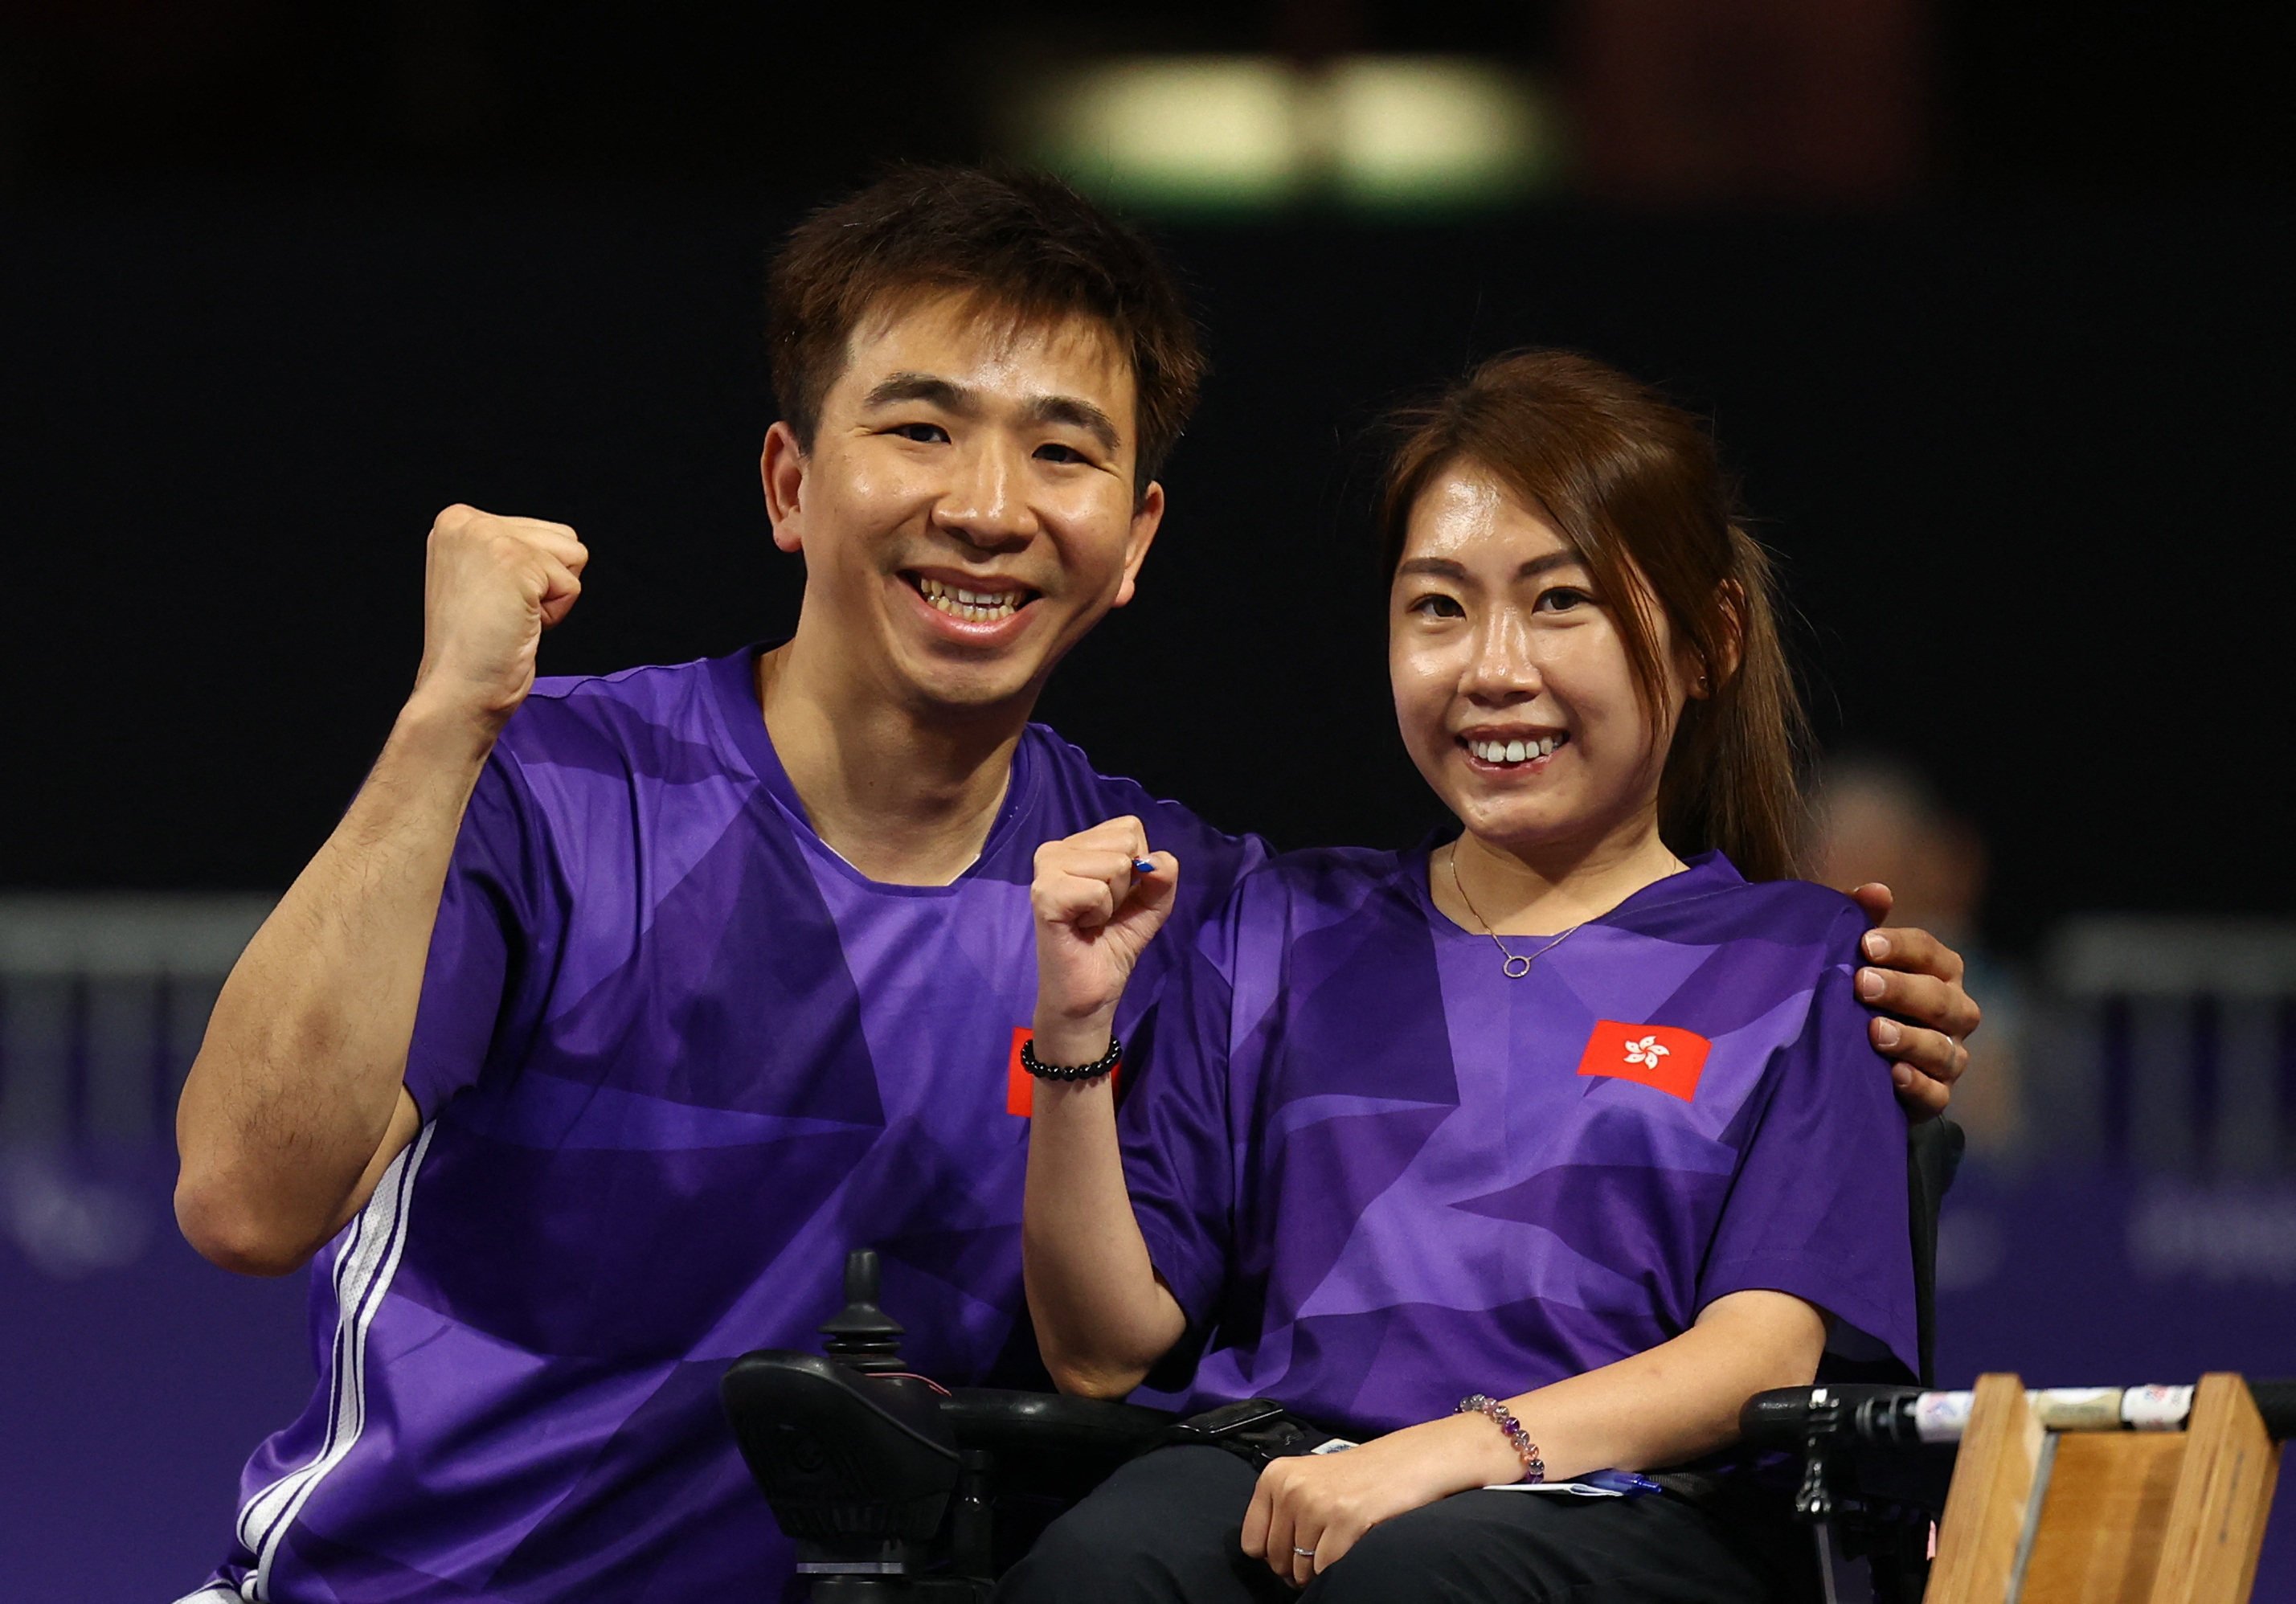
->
[1467,735,1560,765]
[917,576,1024,622]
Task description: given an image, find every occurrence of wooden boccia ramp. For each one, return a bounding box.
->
[1927,1374,2286,1602]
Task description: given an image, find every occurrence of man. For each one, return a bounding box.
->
[173,167,1978,1602]
[1810,751,2024,1155]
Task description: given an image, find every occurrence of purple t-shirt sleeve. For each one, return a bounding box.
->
[1696,905,1919,1378]
[400,751,554,1119]
[1117,915,1243,1332]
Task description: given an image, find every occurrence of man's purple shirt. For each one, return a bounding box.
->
[191,647,1265,1604]
[1119,846,1919,1442]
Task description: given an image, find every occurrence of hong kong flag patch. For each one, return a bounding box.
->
[1576,1021,1713,1102]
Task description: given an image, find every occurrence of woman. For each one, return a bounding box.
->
[1000,350,1919,1602]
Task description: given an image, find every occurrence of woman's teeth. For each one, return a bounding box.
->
[1467,735,1560,765]
[916,576,1024,622]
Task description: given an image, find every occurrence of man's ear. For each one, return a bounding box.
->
[761,421,808,554]
[1111,479,1166,610]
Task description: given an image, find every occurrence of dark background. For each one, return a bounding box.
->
[4,2,2293,950]
[4,0,2296,954]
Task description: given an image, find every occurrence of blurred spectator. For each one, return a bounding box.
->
[1808,751,2028,1157]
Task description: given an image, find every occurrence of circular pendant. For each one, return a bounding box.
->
[1502,955,1533,978]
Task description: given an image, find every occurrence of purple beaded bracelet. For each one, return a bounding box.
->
[1457,1393,1546,1483]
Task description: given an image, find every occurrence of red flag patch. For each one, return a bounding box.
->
[1575,1021,1712,1102]
[1005,1027,1121,1116]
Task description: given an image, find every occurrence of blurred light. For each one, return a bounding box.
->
[1322,59,1559,207]
[1023,58,1308,210]
[1009,55,1562,215]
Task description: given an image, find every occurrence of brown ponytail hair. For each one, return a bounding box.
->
[1377,350,1809,882]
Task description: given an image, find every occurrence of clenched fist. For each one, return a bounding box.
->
[410,505,588,729]
[1029,816,1177,1063]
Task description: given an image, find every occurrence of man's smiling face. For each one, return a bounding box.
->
[764,289,1164,715]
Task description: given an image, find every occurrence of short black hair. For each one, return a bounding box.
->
[765,165,1206,487]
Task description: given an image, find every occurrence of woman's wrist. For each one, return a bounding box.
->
[1440,1406,1541,1487]
[1029,1012,1118,1069]
[1383,1414,1524,1497]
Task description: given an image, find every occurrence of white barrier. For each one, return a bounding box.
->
[2041,916,2296,1175]
[0,894,271,1147]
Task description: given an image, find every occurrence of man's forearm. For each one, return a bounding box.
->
[174,696,498,1274]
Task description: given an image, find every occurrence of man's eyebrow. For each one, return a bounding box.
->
[1023,395,1122,455]
[861,372,976,412]
[1394,550,1586,582]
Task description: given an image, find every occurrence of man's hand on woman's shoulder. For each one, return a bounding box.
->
[1848,882,1982,1119]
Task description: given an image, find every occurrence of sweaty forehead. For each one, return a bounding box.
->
[832,289,1138,427]
[1406,464,1574,563]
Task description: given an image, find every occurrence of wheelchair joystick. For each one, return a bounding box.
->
[721,1248,965,1595]
[722,1243,1179,1598]
[821,1250,908,1375]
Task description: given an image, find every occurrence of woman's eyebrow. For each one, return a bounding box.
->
[1395,557,1468,580]
[1516,550,1586,579]
[1394,550,1584,582]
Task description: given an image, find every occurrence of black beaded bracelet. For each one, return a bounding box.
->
[1019,1033,1123,1082]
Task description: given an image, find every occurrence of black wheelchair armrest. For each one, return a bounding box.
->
[1741,1384,1954,1604]
[722,1361,1175,1596]
[1741,1384,1956,1514]
[940,1389,1175,1500]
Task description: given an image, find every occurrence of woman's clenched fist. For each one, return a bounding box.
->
[1029,817,1177,1063]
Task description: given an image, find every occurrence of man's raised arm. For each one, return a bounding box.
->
[173,505,586,1275]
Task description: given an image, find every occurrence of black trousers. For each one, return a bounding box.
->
[993,1446,1821,1604]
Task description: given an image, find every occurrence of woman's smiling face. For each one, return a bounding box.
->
[1388,461,1691,861]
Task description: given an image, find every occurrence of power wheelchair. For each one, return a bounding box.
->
[721,1120,1966,1602]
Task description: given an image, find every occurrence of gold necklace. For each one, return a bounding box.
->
[1446,846,1587,979]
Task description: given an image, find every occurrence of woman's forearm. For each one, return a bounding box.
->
[1021,1012,1187,1397]
[1488,1290,1827,1481]
[1236,1291,1832,1584]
